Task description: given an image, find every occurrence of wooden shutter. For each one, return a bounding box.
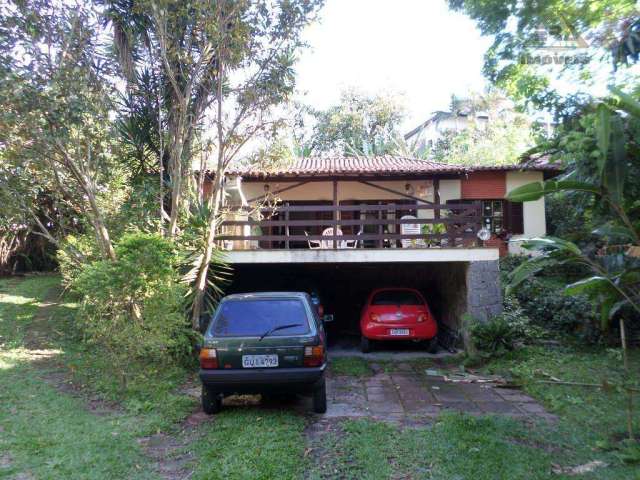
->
[505,201,524,235]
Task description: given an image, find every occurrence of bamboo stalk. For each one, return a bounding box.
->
[620,317,634,441]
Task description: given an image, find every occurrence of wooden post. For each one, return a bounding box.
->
[378,201,383,249]
[333,180,338,249]
[284,202,290,250]
[433,178,440,219]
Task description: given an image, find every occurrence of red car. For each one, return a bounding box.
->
[359,288,438,353]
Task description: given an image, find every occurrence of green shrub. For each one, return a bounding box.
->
[107,178,162,238]
[470,296,542,357]
[57,233,102,288]
[470,316,521,355]
[500,255,600,342]
[72,233,193,383]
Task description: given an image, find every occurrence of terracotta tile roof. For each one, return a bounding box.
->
[227,155,466,178]
[225,154,563,179]
[469,154,563,172]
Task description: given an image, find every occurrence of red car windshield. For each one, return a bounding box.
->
[371,290,423,306]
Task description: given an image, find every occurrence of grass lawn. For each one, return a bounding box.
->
[307,413,558,480]
[329,356,372,376]
[0,276,158,479]
[191,410,306,480]
[481,345,640,477]
[1,275,640,479]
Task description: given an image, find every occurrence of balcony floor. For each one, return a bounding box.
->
[222,247,499,264]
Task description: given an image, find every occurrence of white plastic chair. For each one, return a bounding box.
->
[304,231,321,249]
[400,215,424,248]
[321,227,343,249]
[342,228,363,249]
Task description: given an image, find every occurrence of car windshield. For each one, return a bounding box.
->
[210,298,310,337]
[371,290,422,306]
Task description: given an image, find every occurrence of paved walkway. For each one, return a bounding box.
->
[323,364,556,425]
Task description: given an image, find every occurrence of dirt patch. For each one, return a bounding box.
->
[11,473,35,480]
[23,286,122,417]
[40,367,123,416]
[0,452,34,480]
[137,433,195,480]
[303,418,347,478]
[23,285,64,350]
[0,453,13,468]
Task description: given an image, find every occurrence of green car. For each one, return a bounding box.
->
[199,292,328,414]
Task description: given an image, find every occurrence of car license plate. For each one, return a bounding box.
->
[242,354,279,368]
[389,328,410,336]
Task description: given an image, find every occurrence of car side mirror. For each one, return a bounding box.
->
[199,313,211,333]
[323,314,334,323]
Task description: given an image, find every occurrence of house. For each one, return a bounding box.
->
[405,104,555,155]
[212,155,560,336]
[404,109,492,153]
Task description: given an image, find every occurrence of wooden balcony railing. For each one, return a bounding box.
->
[218,202,483,250]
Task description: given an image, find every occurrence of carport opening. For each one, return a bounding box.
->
[223,262,469,348]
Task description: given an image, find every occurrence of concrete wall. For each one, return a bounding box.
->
[505,171,546,254]
[438,179,461,204]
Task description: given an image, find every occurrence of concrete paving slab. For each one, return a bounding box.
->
[323,368,551,423]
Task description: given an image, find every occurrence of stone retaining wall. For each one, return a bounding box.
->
[466,260,502,322]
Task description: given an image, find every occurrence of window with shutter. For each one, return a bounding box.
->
[505,201,524,235]
[447,199,523,235]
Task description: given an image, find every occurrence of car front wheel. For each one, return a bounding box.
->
[361,336,372,353]
[312,379,327,414]
[202,386,222,414]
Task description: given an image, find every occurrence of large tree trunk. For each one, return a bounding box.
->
[190,179,223,329]
[191,48,225,329]
[167,107,186,238]
[55,145,116,261]
[86,192,116,261]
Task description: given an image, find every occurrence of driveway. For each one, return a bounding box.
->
[323,364,555,426]
[221,360,555,427]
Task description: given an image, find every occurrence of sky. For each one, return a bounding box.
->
[293,0,494,132]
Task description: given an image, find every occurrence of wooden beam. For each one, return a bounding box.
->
[241,203,480,213]
[218,233,478,242]
[222,217,469,227]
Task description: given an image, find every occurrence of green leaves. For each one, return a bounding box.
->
[610,86,640,118]
[506,182,546,202]
[604,114,626,204]
[595,103,611,172]
[592,224,635,242]
[522,236,582,255]
[507,237,582,296]
[593,93,627,204]
[564,276,611,296]
[506,254,562,294]
[507,180,601,202]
